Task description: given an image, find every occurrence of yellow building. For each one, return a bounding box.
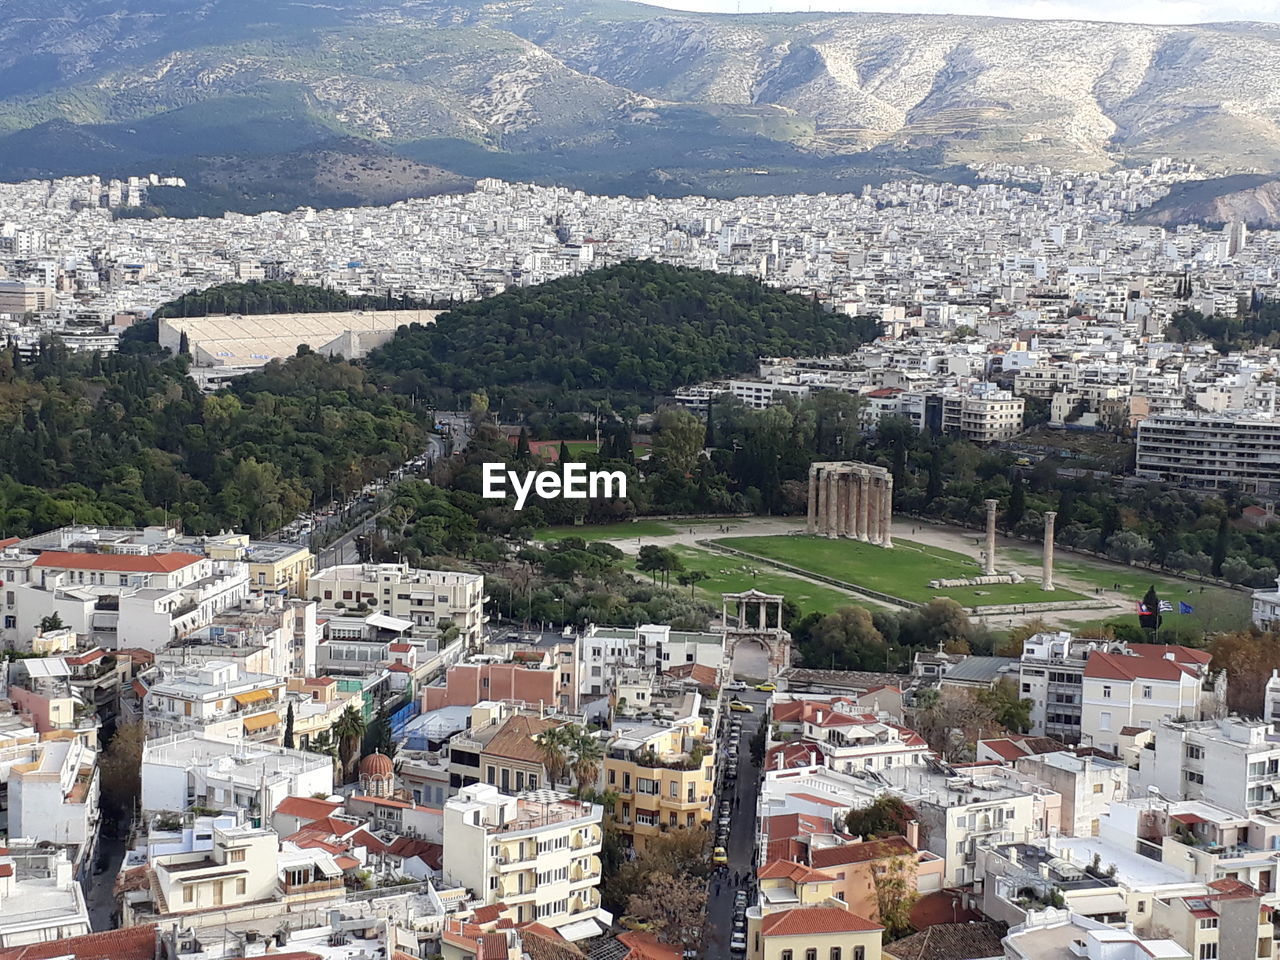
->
[747,860,882,960]
[1152,878,1272,960]
[205,533,315,597]
[604,717,716,850]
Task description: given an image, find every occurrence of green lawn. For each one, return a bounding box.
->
[715,535,1085,607]
[535,520,677,542]
[630,545,869,618]
[1003,548,1252,634]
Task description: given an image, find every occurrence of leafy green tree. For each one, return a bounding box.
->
[651,407,705,476]
[845,796,920,841]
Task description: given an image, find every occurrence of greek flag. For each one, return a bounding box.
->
[1158,600,1173,612]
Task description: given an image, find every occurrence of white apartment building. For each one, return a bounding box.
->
[1081,646,1216,755]
[768,695,931,774]
[0,847,90,947]
[1138,717,1280,818]
[141,733,334,817]
[1014,751,1127,837]
[1013,364,1080,398]
[310,562,486,643]
[148,823,280,917]
[1018,632,1126,743]
[442,783,610,940]
[0,547,249,651]
[1254,576,1280,632]
[160,594,319,680]
[577,623,724,699]
[1136,412,1280,494]
[143,660,287,742]
[941,390,1025,443]
[6,736,100,854]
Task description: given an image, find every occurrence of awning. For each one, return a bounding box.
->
[233,688,273,705]
[556,918,605,942]
[243,711,280,732]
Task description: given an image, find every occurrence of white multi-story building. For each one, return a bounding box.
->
[140,733,334,817]
[310,562,486,643]
[766,695,930,775]
[1136,412,1280,494]
[143,660,287,742]
[1018,632,1126,743]
[0,546,249,651]
[1138,716,1280,817]
[6,736,100,858]
[0,846,90,947]
[1081,645,1217,755]
[442,783,610,940]
[1254,576,1280,632]
[576,624,724,700]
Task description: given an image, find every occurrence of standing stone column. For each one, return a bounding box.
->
[868,479,883,545]
[837,471,850,537]
[758,600,766,629]
[1043,511,1057,591]
[855,472,870,541]
[829,471,839,537]
[984,498,999,576]
[843,471,855,537]
[881,474,894,548]
[806,467,818,534]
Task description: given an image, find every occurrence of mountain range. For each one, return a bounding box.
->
[4,0,1280,214]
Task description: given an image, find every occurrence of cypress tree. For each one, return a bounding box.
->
[283,702,295,749]
[516,427,532,459]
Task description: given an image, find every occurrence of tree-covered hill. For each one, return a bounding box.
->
[153,281,437,320]
[0,343,427,538]
[368,261,881,405]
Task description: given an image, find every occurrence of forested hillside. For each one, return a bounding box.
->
[0,343,426,538]
[369,262,881,406]
[153,281,437,319]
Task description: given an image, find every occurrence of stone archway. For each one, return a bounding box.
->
[721,589,792,677]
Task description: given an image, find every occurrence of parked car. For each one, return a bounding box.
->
[730,933,747,954]
[726,680,748,691]
[713,846,728,865]
[755,681,777,692]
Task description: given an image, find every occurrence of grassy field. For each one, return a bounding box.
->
[630,545,869,618]
[715,535,1085,606]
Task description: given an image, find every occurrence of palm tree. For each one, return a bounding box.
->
[536,725,573,787]
[568,727,604,799]
[333,705,367,782]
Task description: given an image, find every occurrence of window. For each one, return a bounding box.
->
[183,885,194,903]
[1186,771,1205,785]
[830,951,842,960]
[1142,685,1153,699]
[1187,745,1203,760]
[854,949,865,960]
[235,878,246,895]
[1102,686,1112,699]
[781,952,793,960]
[1199,944,1218,960]
[1092,783,1104,794]
[1099,711,1112,732]
[228,848,245,863]
[805,951,817,960]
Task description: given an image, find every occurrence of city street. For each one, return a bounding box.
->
[705,688,768,960]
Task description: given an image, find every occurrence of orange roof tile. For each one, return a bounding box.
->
[33,551,203,573]
[0,925,157,960]
[760,906,881,937]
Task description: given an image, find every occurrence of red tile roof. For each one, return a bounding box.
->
[618,931,680,960]
[1129,643,1212,666]
[473,903,507,924]
[275,796,342,821]
[0,537,19,549]
[810,836,916,868]
[764,741,824,770]
[33,550,203,573]
[789,792,844,808]
[1084,650,1196,682]
[0,925,157,960]
[760,906,881,937]
[757,859,837,883]
[981,738,1027,762]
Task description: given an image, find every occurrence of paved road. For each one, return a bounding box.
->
[706,689,768,960]
[87,832,125,930]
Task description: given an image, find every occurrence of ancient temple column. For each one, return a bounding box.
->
[984,498,999,575]
[1043,511,1057,592]
[806,466,818,534]
[758,599,767,629]
[881,474,894,548]
[870,478,885,545]
[843,471,855,537]
[855,471,870,541]
[829,471,839,537]
[836,471,850,537]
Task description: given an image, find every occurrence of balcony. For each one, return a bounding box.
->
[281,878,344,897]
